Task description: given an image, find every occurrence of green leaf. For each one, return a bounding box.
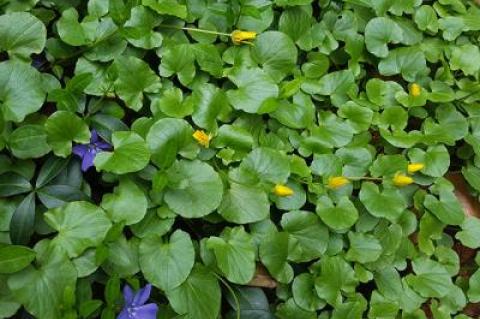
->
[346,232,383,263]
[225,286,275,319]
[192,44,223,78]
[140,230,195,291]
[316,196,359,231]
[456,217,480,249]
[56,8,88,46]
[45,111,90,157]
[281,210,329,262]
[314,255,357,306]
[259,231,294,284]
[304,112,355,149]
[414,5,439,33]
[8,252,77,319]
[146,118,197,169]
[102,235,140,277]
[292,273,326,312]
[207,226,256,284]
[366,79,403,109]
[279,7,312,43]
[0,61,45,122]
[408,145,450,177]
[142,0,187,19]
[164,160,223,218]
[8,125,51,159]
[44,201,112,258]
[365,17,403,58]
[276,298,317,319]
[9,193,36,245]
[0,12,46,59]
[218,181,270,224]
[239,147,290,184]
[101,177,148,225]
[0,172,31,197]
[123,5,163,49]
[166,264,221,319]
[359,182,407,222]
[450,44,480,76]
[113,56,161,111]
[191,84,228,131]
[251,31,298,82]
[159,44,196,86]
[468,269,480,303]
[462,165,480,192]
[94,131,150,174]
[424,188,464,226]
[301,70,354,96]
[35,156,69,188]
[151,87,191,118]
[226,67,279,114]
[0,245,35,274]
[378,47,428,81]
[406,257,453,298]
[271,97,315,129]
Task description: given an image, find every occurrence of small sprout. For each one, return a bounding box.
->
[192,130,210,147]
[273,184,294,197]
[393,173,414,187]
[409,83,422,97]
[327,176,350,189]
[231,30,257,45]
[407,163,424,174]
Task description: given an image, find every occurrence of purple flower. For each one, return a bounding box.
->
[72,130,111,172]
[118,284,158,319]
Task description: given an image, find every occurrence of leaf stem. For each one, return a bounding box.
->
[158,24,232,37]
[214,273,241,319]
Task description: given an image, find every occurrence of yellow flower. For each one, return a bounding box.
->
[409,83,422,97]
[192,130,210,147]
[393,173,414,187]
[407,163,424,174]
[273,184,294,197]
[231,30,257,45]
[327,176,350,189]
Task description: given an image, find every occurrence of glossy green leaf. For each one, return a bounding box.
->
[0,12,46,58]
[45,111,90,157]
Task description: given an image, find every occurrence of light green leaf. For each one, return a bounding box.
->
[113,56,161,111]
[226,67,279,114]
[44,201,112,258]
[456,217,480,249]
[101,177,148,225]
[159,44,196,86]
[316,196,358,231]
[140,230,195,291]
[0,61,46,122]
[468,269,480,303]
[45,111,90,157]
[365,17,403,58]
[281,210,329,262]
[259,231,294,284]
[406,257,453,298]
[239,147,290,184]
[292,273,326,312]
[0,245,36,274]
[191,83,228,131]
[251,31,298,82]
[164,160,223,218]
[301,70,354,96]
[424,188,464,226]
[207,227,256,284]
[123,5,163,49]
[218,182,270,224]
[166,264,221,319]
[102,235,140,277]
[359,182,407,222]
[142,0,187,19]
[346,232,382,263]
[0,12,46,58]
[408,145,450,177]
[8,125,51,159]
[94,131,150,174]
[450,44,480,76]
[378,47,428,81]
[414,5,438,33]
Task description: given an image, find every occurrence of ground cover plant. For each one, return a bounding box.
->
[1,0,480,318]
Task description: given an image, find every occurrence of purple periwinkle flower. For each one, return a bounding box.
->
[118,284,158,319]
[72,129,111,172]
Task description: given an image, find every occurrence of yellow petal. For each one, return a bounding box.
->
[273,184,294,197]
[393,173,414,187]
[409,83,422,97]
[231,30,257,45]
[192,130,210,147]
[407,163,425,174]
[327,176,349,189]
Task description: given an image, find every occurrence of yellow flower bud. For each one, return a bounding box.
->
[409,83,421,97]
[327,176,350,189]
[273,184,294,197]
[393,173,414,187]
[407,163,424,174]
[192,130,210,147]
[231,30,257,45]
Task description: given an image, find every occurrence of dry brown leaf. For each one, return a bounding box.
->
[446,172,480,218]
[247,264,277,289]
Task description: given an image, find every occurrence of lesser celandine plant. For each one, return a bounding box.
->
[0,1,480,318]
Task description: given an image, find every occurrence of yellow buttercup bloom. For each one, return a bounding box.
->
[231,30,257,45]
[407,163,424,174]
[192,130,210,147]
[393,173,414,187]
[273,184,294,197]
[409,83,421,97]
[327,176,350,189]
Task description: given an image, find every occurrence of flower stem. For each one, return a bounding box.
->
[214,273,240,319]
[158,24,232,36]
[348,176,383,181]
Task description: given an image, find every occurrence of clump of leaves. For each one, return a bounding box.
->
[1,0,480,319]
